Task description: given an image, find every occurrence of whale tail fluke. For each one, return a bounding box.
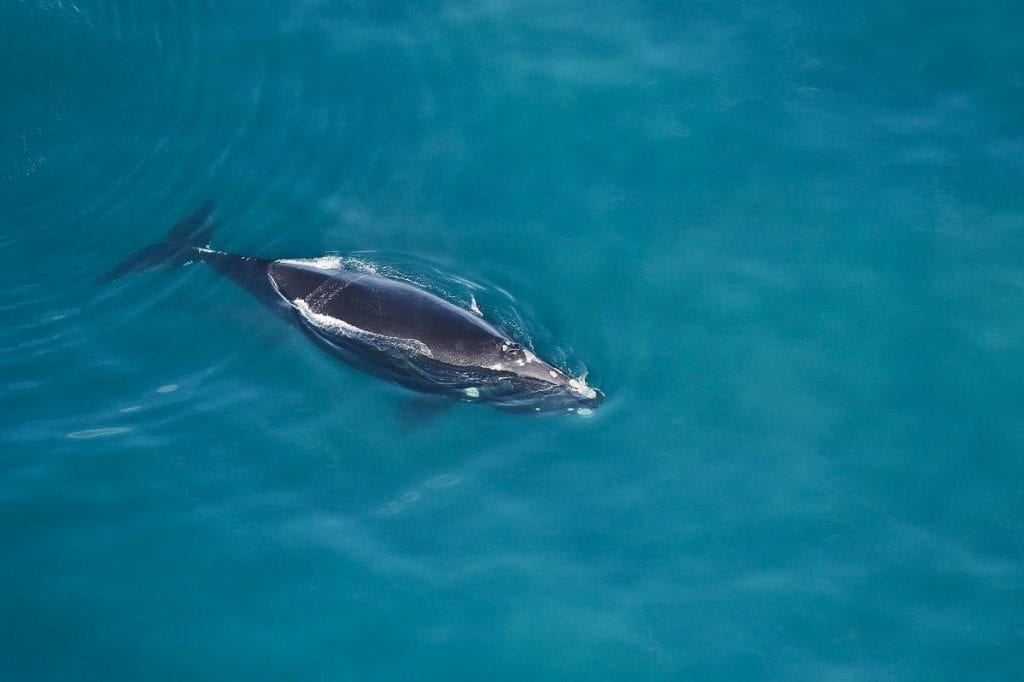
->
[99,202,215,283]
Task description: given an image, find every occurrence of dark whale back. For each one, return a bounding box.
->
[267,261,507,366]
[102,205,604,412]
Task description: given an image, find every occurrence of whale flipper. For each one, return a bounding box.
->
[99,202,215,282]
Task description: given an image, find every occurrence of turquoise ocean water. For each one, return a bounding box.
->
[2,1,1023,679]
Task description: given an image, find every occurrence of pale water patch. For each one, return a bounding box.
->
[379,472,465,515]
[425,473,462,488]
[156,384,178,394]
[66,427,132,440]
[7,381,38,391]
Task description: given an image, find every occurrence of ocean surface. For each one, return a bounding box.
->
[2,1,1023,679]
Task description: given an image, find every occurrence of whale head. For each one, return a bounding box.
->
[472,340,605,414]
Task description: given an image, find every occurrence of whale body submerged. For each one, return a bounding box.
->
[103,205,604,414]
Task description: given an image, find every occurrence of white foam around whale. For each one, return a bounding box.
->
[277,256,378,274]
[276,256,344,270]
[291,298,432,358]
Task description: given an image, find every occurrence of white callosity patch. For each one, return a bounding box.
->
[522,348,544,366]
[463,387,480,398]
[568,375,598,400]
[291,298,432,357]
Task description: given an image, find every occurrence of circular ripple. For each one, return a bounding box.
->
[2,1,617,444]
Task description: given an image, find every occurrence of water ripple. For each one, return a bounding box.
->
[66,426,132,440]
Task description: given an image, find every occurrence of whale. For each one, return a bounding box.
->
[102,204,604,414]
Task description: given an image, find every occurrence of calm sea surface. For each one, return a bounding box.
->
[2,1,1023,679]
